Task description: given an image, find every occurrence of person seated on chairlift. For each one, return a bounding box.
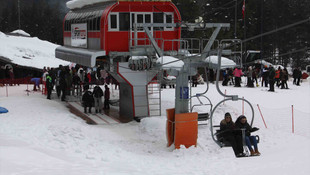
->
[220,112,245,157]
[235,115,261,156]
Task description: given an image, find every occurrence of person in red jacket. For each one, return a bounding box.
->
[275,67,282,88]
[104,85,110,109]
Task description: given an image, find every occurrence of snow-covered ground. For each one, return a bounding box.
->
[0,78,309,175]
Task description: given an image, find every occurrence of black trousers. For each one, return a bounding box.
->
[225,135,244,156]
[235,77,241,87]
[83,102,92,113]
[47,87,52,99]
[269,79,275,91]
[56,85,61,97]
[104,99,110,109]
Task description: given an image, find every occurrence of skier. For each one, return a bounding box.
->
[235,115,260,156]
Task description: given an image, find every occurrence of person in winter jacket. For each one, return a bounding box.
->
[275,67,281,88]
[192,73,199,87]
[252,67,258,87]
[233,67,243,87]
[293,67,298,85]
[296,67,302,86]
[281,68,289,89]
[268,66,275,92]
[82,87,94,113]
[235,115,260,156]
[59,66,67,101]
[42,69,48,95]
[56,65,62,98]
[261,65,269,87]
[220,112,245,157]
[246,66,254,87]
[93,85,104,113]
[72,71,81,96]
[222,69,228,86]
[104,85,110,109]
[30,77,41,91]
[46,73,53,100]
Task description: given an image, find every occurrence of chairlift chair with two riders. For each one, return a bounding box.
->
[207,41,259,156]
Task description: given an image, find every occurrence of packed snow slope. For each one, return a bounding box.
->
[0,78,309,175]
[0,31,70,69]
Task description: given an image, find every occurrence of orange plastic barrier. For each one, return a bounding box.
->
[166,108,175,147]
[174,112,198,149]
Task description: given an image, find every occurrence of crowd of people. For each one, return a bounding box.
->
[41,64,117,113]
[221,65,304,92]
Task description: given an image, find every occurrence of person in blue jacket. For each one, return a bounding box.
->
[30,78,41,91]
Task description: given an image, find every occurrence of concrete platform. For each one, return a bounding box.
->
[67,101,121,125]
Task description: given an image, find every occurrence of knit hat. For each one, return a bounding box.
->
[225,112,231,118]
[239,115,246,120]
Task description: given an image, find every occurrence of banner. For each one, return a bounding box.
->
[71,23,87,48]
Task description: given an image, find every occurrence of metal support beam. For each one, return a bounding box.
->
[143,26,163,57]
[201,26,222,58]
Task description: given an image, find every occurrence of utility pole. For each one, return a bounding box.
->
[234,0,237,39]
[18,0,21,29]
[243,0,246,54]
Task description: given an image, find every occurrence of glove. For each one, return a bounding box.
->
[251,127,259,132]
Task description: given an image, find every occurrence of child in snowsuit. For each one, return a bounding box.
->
[93,85,104,113]
[82,88,94,113]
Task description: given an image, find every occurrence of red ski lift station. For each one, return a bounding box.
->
[56,0,182,122]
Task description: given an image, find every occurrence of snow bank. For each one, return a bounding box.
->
[67,0,171,9]
[205,55,236,68]
[0,31,70,69]
[66,0,112,9]
[10,30,31,37]
[157,56,184,70]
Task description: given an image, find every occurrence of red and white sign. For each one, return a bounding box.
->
[71,23,87,48]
